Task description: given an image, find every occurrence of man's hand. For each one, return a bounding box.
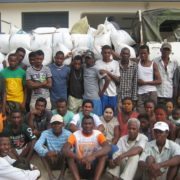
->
[108,159,116,168]
[99,69,108,75]
[149,163,163,177]
[114,155,123,165]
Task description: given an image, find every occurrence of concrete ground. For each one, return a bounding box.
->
[31,154,113,180]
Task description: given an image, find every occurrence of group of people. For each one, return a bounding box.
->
[0,42,179,180]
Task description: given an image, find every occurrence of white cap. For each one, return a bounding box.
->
[50,114,63,124]
[153,122,169,131]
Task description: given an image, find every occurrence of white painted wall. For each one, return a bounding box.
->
[0,2,180,33]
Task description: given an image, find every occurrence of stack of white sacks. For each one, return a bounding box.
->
[0,18,137,66]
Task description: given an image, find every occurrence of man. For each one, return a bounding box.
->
[154,43,178,105]
[63,115,111,180]
[0,133,40,180]
[83,50,110,116]
[107,118,148,180]
[117,47,138,111]
[26,97,52,138]
[26,50,52,110]
[69,99,104,132]
[34,114,71,180]
[1,53,26,114]
[137,44,161,113]
[15,47,27,70]
[3,110,36,162]
[68,55,84,113]
[52,98,74,130]
[139,121,180,180]
[49,51,70,109]
[96,45,120,113]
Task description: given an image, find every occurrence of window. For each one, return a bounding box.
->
[22,12,68,32]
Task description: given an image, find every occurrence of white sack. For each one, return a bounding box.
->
[32,27,56,34]
[0,34,10,54]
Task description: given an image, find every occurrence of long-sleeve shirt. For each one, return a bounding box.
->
[34,128,71,157]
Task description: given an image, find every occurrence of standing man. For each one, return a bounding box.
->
[137,45,161,113]
[83,50,110,116]
[154,43,178,105]
[26,50,52,110]
[1,53,26,114]
[117,47,138,111]
[139,121,180,180]
[96,45,120,113]
[49,51,70,109]
[63,115,111,180]
[15,47,27,70]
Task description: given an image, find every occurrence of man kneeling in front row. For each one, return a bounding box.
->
[63,115,111,180]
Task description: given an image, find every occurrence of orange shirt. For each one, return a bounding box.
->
[0,113,6,132]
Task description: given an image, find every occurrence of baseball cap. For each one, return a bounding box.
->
[85,50,95,59]
[50,114,63,124]
[161,43,172,50]
[153,121,169,131]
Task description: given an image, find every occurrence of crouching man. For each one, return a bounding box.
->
[34,114,71,180]
[63,115,111,180]
[139,121,180,180]
[107,118,148,180]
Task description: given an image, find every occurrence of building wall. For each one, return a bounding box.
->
[0,2,180,33]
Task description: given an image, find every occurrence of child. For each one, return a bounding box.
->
[68,55,84,113]
[166,100,174,118]
[118,97,139,137]
[0,133,40,180]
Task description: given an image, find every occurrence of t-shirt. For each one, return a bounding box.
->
[68,129,106,158]
[70,112,103,129]
[26,66,52,99]
[69,67,84,99]
[0,67,25,103]
[3,123,36,149]
[96,59,120,96]
[52,109,74,129]
[49,64,70,101]
[83,65,101,99]
[0,113,6,133]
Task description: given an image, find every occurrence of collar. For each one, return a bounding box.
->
[126,133,140,142]
[120,59,134,68]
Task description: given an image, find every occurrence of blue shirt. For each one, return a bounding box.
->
[49,64,70,102]
[34,128,71,157]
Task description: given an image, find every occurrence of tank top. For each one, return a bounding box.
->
[138,61,157,94]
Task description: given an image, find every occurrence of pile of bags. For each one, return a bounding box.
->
[0,17,136,66]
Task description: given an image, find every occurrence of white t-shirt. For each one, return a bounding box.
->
[96,59,120,96]
[70,112,102,129]
[0,156,40,180]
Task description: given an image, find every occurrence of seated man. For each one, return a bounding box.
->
[34,114,71,180]
[26,97,52,138]
[52,98,74,130]
[69,99,104,132]
[0,133,40,180]
[139,121,180,180]
[3,110,36,162]
[63,115,111,180]
[107,118,148,180]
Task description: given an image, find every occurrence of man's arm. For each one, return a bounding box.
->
[99,69,120,83]
[26,79,47,89]
[42,77,52,89]
[99,75,110,97]
[112,125,120,144]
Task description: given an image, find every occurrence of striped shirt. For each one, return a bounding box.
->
[34,128,71,157]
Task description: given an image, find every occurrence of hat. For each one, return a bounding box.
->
[50,114,63,124]
[85,50,95,59]
[161,43,172,50]
[153,122,169,131]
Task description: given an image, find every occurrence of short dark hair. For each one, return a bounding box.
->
[56,98,67,105]
[0,132,10,138]
[82,115,94,125]
[28,51,36,59]
[82,99,94,108]
[16,47,26,54]
[139,44,149,53]
[103,105,114,113]
[8,53,17,61]
[35,50,44,56]
[35,97,47,107]
[155,105,168,114]
[55,51,64,57]
[144,99,155,107]
[10,109,22,116]
[122,97,133,103]
[73,55,83,63]
[102,45,112,52]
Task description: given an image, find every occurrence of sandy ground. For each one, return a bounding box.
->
[31,154,113,180]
